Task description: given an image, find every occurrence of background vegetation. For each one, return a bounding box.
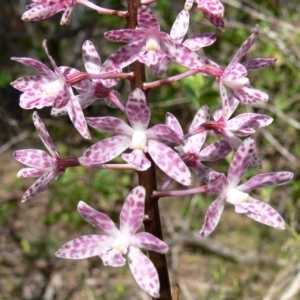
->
[0,0,299,299]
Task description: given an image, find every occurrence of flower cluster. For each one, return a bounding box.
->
[11,1,294,298]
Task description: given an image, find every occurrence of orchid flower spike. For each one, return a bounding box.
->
[13,112,79,202]
[199,137,293,237]
[55,186,169,298]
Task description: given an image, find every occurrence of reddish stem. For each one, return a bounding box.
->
[126,1,172,299]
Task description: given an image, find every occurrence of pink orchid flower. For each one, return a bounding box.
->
[103,5,206,71]
[55,186,168,298]
[79,88,191,186]
[11,40,91,138]
[199,137,293,237]
[14,112,79,202]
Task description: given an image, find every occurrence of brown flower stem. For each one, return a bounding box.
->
[126,0,172,299]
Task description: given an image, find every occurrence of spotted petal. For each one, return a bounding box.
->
[33,111,60,158]
[67,95,90,139]
[14,149,54,169]
[126,89,150,130]
[237,172,294,192]
[82,40,102,74]
[138,5,160,32]
[147,125,184,145]
[228,25,259,68]
[198,140,231,161]
[22,2,64,22]
[165,112,183,138]
[148,139,191,186]
[127,246,160,298]
[21,168,60,202]
[130,232,169,254]
[79,136,130,166]
[120,186,145,236]
[199,195,225,237]
[19,89,53,109]
[103,40,144,70]
[11,57,54,77]
[55,235,113,259]
[183,33,217,51]
[160,32,206,69]
[86,117,134,136]
[122,149,151,171]
[243,58,276,70]
[170,9,189,43]
[17,168,44,178]
[227,137,255,187]
[107,28,145,44]
[77,201,120,237]
[235,197,285,230]
[197,0,225,30]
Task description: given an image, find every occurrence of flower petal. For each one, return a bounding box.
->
[228,25,259,68]
[120,186,145,236]
[165,112,183,138]
[147,125,184,145]
[227,113,273,132]
[86,116,134,136]
[11,57,54,77]
[237,172,294,192]
[33,111,59,158]
[126,89,150,130]
[122,150,151,171]
[236,197,285,230]
[160,32,206,69]
[55,235,113,259]
[104,29,145,43]
[243,58,276,70]
[19,89,53,109]
[127,246,160,298]
[227,137,255,187]
[21,168,59,202]
[170,9,189,43]
[103,41,144,70]
[199,195,225,237]
[198,140,231,161]
[79,136,130,166]
[67,95,90,139]
[22,3,63,22]
[183,33,217,51]
[17,168,44,178]
[82,40,102,74]
[208,173,228,193]
[148,140,191,186]
[14,149,54,169]
[197,0,225,30]
[77,201,120,237]
[101,248,126,267]
[138,5,160,32]
[130,232,169,254]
